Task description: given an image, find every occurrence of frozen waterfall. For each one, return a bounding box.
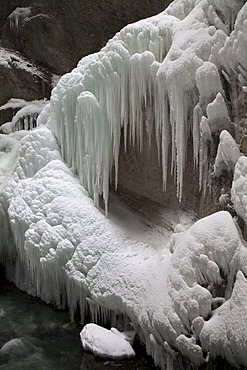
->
[48,0,246,209]
[0,0,247,369]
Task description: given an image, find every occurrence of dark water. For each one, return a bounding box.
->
[0,281,157,370]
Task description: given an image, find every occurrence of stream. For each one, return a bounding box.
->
[0,279,157,370]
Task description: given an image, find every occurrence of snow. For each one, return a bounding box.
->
[80,324,135,359]
[0,0,247,369]
[200,271,247,368]
[0,47,45,78]
[1,125,247,368]
[0,100,48,133]
[213,130,241,176]
[232,156,247,224]
[49,0,246,211]
[0,98,30,111]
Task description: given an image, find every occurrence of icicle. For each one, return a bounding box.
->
[8,7,31,41]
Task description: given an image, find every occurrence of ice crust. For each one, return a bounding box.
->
[0,126,247,368]
[0,0,247,369]
[49,0,246,209]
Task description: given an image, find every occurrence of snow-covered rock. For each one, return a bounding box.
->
[80,324,135,359]
[0,126,247,369]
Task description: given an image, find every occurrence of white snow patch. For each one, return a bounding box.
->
[0,47,45,78]
[1,126,247,368]
[232,156,247,224]
[0,100,48,133]
[214,130,241,176]
[80,323,135,359]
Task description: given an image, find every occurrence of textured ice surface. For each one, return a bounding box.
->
[232,156,247,224]
[1,0,247,369]
[49,0,246,208]
[214,130,241,176]
[0,100,48,133]
[80,324,135,359]
[1,126,247,369]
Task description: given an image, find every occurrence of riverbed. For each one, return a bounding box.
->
[0,280,157,370]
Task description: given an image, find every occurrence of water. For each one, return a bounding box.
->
[0,280,157,370]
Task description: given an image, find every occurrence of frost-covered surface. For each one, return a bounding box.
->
[49,0,246,210]
[0,100,49,133]
[1,0,247,369]
[80,324,135,359]
[0,135,20,188]
[0,48,45,78]
[213,130,241,176]
[1,126,247,369]
[232,156,247,224]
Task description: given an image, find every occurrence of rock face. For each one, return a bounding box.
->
[0,0,172,127]
[117,132,220,218]
[1,0,173,75]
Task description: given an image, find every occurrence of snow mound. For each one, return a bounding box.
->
[1,126,247,369]
[213,130,241,176]
[80,324,135,359]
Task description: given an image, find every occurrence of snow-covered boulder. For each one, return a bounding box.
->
[80,324,135,359]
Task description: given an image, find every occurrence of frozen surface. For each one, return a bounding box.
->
[0,47,45,77]
[0,100,48,133]
[1,126,247,369]
[7,7,31,38]
[80,324,135,359]
[49,0,246,209]
[1,1,247,369]
[213,130,241,176]
[232,156,247,224]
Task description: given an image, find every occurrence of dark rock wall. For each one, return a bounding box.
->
[1,0,172,75]
[117,131,220,217]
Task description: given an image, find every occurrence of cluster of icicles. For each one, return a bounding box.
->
[48,0,246,212]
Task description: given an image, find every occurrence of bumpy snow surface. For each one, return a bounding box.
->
[1,0,247,369]
[1,126,247,369]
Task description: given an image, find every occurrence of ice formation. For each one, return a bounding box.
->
[232,156,247,224]
[80,324,135,359]
[0,126,247,369]
[0,0,247,369]
[49,0,246,209]
[0,100,48,134]
[213,130,241,176]
[7,7,31,40]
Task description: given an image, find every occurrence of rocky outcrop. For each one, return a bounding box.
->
[117,132,220,218]
[0,0,172,125]
[1,0,172,75]
[0,48,50,125]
